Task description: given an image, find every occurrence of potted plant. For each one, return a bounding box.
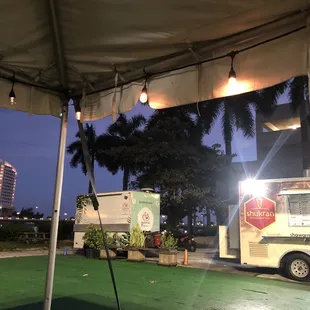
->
[127,225,146,262]
[99,232,118,260]
[119,232,130,248]
[83,224,103,259]
[158,232,178,266]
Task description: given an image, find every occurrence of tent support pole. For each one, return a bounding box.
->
[43,104,68,310]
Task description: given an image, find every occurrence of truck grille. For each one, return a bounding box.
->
[249,242,268,258]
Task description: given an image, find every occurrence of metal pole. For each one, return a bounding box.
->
[43,104,68,310]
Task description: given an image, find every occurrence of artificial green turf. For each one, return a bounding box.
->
[0,255,309,310]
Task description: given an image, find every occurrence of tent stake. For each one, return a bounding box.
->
[43,104,68,310]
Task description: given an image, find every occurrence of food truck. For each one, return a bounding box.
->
[219,177,310,281]
[74,190,160,249]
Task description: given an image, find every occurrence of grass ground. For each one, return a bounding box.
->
[0,255,309,310]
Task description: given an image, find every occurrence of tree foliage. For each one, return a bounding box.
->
[129,107,227,230]
[96,114,146,190]
[66,124,98,193]
[13,208,44,219]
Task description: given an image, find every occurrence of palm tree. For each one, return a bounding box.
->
[67,124,98,193]
[195,91,273,202]
[96,114,146,190]
[197,95,256,160]
[260,76,307,113]
[147,106,204,145]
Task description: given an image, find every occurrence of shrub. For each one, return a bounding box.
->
[82,225,115,250]
[0,220,75,242]
[83,225,103,250]
[58,221,74,240]
[119,232,130,248]
[129,225,145,248]
[160,232,178,250]
[0,224,32,241]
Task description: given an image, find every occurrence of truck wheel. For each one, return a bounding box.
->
[285,253,310,282]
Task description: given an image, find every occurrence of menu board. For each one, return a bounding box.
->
[288,194,310,227]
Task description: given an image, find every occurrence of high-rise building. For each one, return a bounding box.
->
[0,160,17,217]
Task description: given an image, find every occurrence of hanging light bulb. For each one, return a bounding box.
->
[228,68,236,85]
[9,74,16,105]
[228,52,237,86]
[140,81,148,104]
[75,105,81,121]
[9,88,16,105]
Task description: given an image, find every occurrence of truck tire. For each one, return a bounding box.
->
[285,253,310,282]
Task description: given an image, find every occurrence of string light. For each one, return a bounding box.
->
[228,52,237,86]
[75,104,81,121]
[9,74,16,105]
[139,81,148,104]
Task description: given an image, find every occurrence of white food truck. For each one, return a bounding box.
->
[74,190,160,249]
[219,177,310,281]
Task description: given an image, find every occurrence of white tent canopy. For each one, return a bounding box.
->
[2,2,310,310]
[1,1,310,120]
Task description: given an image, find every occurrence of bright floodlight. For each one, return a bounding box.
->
[241,179,266,197]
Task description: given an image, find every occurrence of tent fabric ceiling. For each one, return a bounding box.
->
[0,0,310,119]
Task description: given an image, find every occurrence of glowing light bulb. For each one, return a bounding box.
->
[9,89,16,105]
[229,76,237,86]
[140,86,148,103]
[75,111,81,121]
[228,68,237,86]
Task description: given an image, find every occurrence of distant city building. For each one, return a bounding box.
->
[0,160,17,217]
[233,103,304,178]
[230,102,307,202]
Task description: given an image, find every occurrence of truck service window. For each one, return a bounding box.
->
[287,194,310,227]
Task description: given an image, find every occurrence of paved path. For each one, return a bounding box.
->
[146,248,299,282]
[187,249,302,282]
[0,248,65,259]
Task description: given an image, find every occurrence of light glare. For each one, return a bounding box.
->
[241,179,266,197]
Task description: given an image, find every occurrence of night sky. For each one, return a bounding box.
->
[0,101,264,218]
